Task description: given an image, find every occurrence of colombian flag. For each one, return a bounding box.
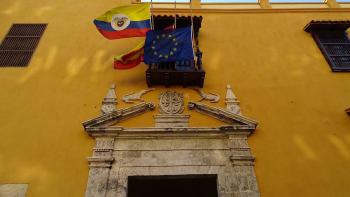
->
[114,42,144,69]
[94,4,151,39]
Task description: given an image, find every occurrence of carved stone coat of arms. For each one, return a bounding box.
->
[158,91,184,114]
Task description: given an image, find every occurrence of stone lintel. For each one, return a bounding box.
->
[154,114,190,128]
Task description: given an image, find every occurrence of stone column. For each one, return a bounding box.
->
[85,137,115,197]
[228,134,260,197]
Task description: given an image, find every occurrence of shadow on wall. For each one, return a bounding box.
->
[292,133,350,161]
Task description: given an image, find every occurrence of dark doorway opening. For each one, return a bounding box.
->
[127,174,218,197]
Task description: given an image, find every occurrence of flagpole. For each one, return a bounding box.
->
[190,0,195,64]
[150,0,154,30]
[174,0,177,29]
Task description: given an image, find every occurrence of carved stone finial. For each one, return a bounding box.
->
[225,85,241,115]
[122,88,155,103]
[158,91,184,114]
[192,88,220,103]
[101,84,117,114]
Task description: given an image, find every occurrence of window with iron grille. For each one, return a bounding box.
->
[0,24,47,67]
[304,20,350,72]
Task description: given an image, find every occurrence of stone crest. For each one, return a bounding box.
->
[122,88,155,103]
[192,87,220,103]
[158,91,184,114]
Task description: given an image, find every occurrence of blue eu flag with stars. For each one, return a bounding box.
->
[144,27,194,64]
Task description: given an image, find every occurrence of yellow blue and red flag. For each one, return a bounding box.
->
[114,41,144,69]
[94,4,151,39]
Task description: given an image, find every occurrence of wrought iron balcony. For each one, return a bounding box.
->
[146,15,205,87]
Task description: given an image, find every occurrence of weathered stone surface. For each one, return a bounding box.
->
[154,114,190,127]
[85,168,110,197]
[84,86,260,197]
[158,91,184,114]
[101,84,117,114]
[85,137,116,197]
[114,138,227,150]
[225,85,241,115]
[86,134,260,197]
[122,88,154,103]
[231,166,260,196]
[114,150,229,166]
[192,87,220,103]
[0,184,28,197]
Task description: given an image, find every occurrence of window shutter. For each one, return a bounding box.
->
[0,24,47,67]
[304,20,350,72]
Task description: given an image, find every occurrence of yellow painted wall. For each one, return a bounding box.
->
[1,0,350,196]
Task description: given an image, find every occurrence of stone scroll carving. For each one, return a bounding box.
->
[192,87,220,103]
[158,91,184,114]
[122,88,155,103]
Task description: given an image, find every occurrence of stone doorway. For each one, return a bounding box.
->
[127,174,218,197]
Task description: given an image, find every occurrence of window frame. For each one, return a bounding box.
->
[305,20,350,72]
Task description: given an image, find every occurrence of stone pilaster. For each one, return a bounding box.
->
[228,135,260,197]
[85,137,115,197]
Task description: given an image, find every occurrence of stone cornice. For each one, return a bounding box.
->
[87,157,115,168]
[82,102,155,129]
[188,102,258,128]
[86,126,254,132]
[85,126,252,138]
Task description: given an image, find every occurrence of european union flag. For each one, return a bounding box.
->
[144,27,194,64]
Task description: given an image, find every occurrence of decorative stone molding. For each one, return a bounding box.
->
[225,84,241,115]
[83,85,260,197]
[228,135,256,166]
[158,91,184,114]
[101,84,117,114]
[85,137,115,197]
[154,114,190,127]
[192,87,220,103]
[88,137,115,168]
[188,101,258,128]
[122,88,155,103]
[83,102,155,130]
